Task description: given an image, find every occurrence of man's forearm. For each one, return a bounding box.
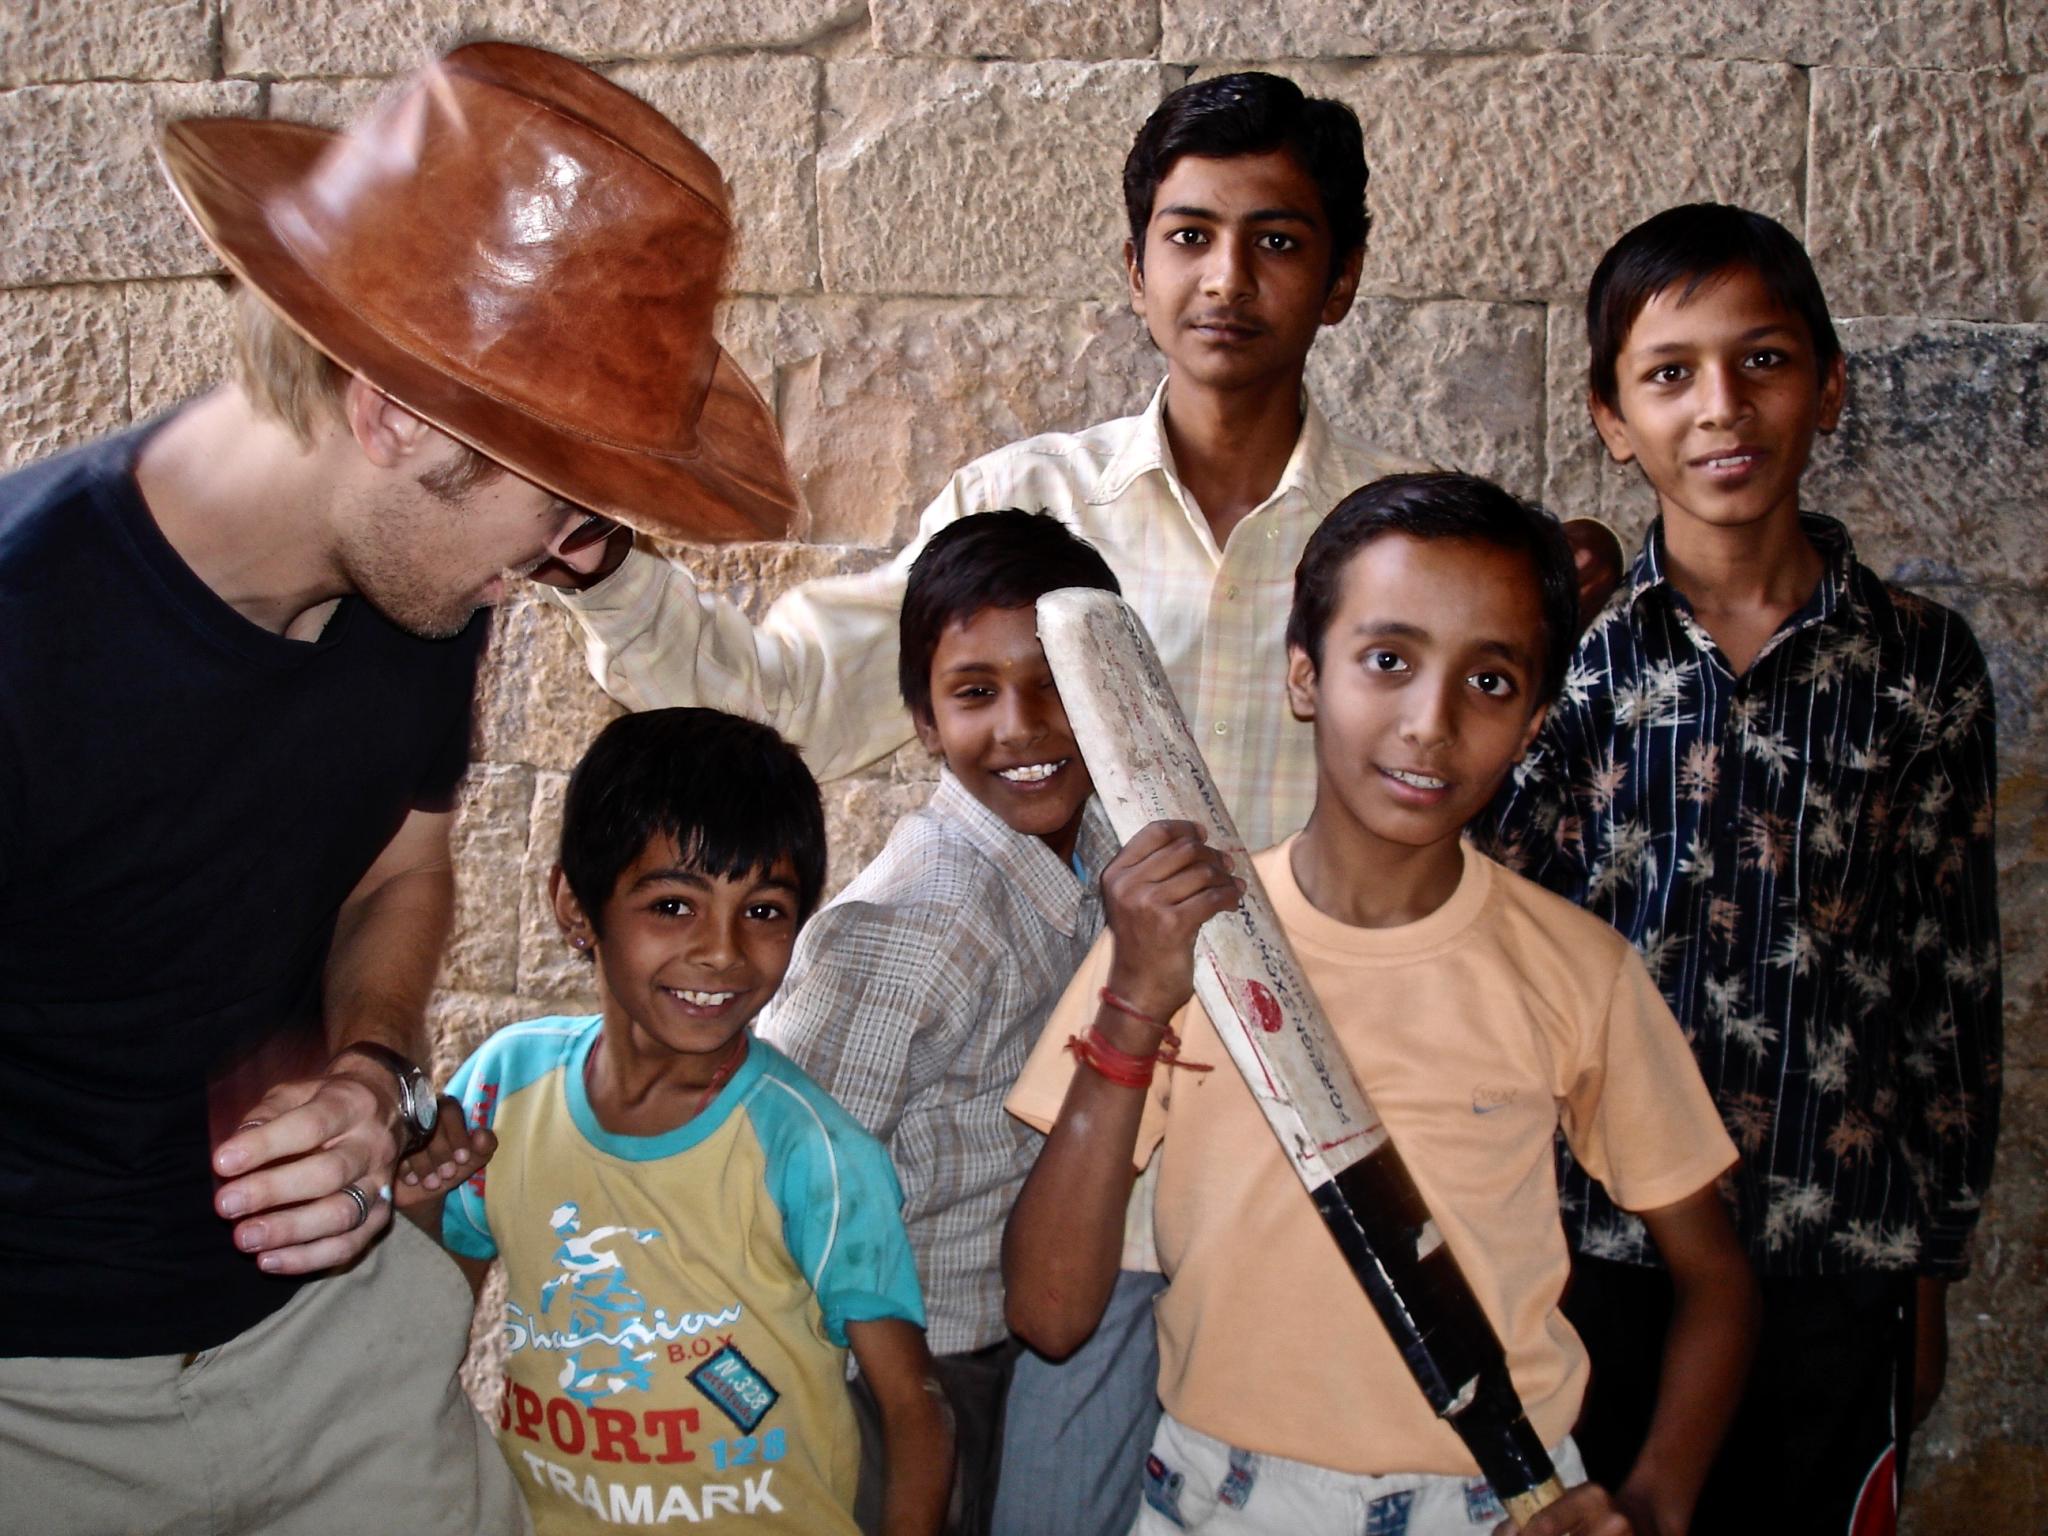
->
[323,861,454,1060]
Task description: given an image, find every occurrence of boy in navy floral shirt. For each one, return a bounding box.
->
[1485,204,2000,1535]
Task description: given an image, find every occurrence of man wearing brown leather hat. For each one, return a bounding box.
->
[0,42,797,1534]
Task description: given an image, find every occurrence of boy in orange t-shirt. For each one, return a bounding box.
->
[1003,473,1757,1536]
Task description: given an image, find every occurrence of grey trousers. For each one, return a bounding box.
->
[0,1218,529,1536]
[992,1268,1167,1536]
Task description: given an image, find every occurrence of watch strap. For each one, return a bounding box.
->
[331,1041,434,1155]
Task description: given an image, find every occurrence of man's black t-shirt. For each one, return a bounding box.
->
[0,422,488,1356]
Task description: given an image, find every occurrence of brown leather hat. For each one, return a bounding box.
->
[158,41,798,543]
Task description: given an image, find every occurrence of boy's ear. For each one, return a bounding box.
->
[549,865,595,950]
[1587,386,1637,467]
[1319,244,1365,327]
[1124,236,1147,315]
[1285,644,1320,723]
[342,374,436,470]
[1816,350,1847,435]
[911,702,944,758]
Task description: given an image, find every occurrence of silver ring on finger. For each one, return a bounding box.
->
[340,1182,371,1232]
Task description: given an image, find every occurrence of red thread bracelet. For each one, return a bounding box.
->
[1066,1025,1162,1089]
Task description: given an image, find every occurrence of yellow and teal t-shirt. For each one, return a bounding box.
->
[443,1017,925,1534]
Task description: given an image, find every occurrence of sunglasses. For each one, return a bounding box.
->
[558,511,624,555]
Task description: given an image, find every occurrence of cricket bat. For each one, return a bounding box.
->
[1037,588,1564,1527]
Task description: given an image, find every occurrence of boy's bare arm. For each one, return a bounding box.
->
[1003,822,1239,1357]
[392,1094,498,1300]
[1616,1182,1760,1536]
[845,1318,952,1536]
[1002,1019,1149,1356]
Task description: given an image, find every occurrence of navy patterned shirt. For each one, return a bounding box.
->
[1482,515,2000,1279]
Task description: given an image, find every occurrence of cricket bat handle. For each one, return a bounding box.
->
[1037,588,1563,1523]
[1505,1480,1567,1525]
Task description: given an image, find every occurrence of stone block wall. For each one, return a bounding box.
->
[3,2,2043,1521]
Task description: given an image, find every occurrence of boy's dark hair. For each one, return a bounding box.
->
[1123,71,1369,287]
[560,708,827,930]
[899,510,1121,722]
[1286,472,1579,706]
[1587,203,1841,411]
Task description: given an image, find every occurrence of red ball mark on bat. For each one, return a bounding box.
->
[1242,979,1283,1034]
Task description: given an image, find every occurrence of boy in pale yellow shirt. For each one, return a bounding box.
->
[1003,473,1758,1536]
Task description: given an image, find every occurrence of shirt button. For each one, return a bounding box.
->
[1266,527,1278,541]
[1226,584,1240,601]
[1214,721,1230,737]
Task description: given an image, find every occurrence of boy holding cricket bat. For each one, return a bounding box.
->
[1004,473,1757,1536]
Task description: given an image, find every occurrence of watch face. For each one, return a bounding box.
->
[414,1076,439,1136]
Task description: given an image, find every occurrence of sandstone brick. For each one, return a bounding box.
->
[1910,1065,2048,1473]
[715,297,783,405]
[0,80,259,285]
[1544,316,2048,588]
[822,772,934,898]
[1268,56,1804,304]
[0,0,214,86]
[0,284,128,471]
[424,989,559,1086]
[818,60,1166,300]
[1808,321,2048,589]
[123,276,233,419]
[1162,0,1558,59]
[262,76,397,130]
[440,763,534,995]
[772,297,1155,544]
[2015,3,2048,73]
[1560,0,2002,69]
[514,770,600,1005]
[225,0,859,80]
[874,0,1159,60]
[605,57,820,295]
[473,589,626,776]
[1164,0,1999,67]
[1916,588,2048,808]
[1542,301,1649,541]
[1308,298,1545,500]
[1811,69,2047,324]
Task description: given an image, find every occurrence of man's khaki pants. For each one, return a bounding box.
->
[0,1218,530,1535]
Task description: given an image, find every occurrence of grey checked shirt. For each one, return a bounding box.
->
[759,771,1115,1354]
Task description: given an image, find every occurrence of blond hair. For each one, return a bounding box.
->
[230,283,349,446]
[228,283,502,495]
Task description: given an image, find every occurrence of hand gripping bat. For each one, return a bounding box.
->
[1037,588,1565,1527]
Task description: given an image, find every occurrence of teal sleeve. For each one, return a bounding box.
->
[432,1015,592,1263]
[751,1054,927,1345]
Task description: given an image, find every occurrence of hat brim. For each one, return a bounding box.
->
[159,115,800,544]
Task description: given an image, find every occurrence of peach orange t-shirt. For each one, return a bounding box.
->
[1007,837,1736,1478]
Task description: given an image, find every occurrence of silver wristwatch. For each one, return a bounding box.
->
[333,1041,439,1155]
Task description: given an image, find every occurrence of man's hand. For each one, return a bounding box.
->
[211,1056,405,1274]
[395,1095,496,1205]
[1493,1482,1635,1536]
[1101,820,1243,1024]
[1562,517,1626,631]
